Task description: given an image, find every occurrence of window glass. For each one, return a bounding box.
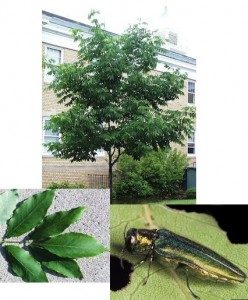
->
[188,81,195,104]
[43,117,60,155]
[44,46,62,83]
[188,132,195,155]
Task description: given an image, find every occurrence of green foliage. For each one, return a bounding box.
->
[43,11,196,200]
[5,245,48,282]
[35,232,107,258]
[6,190,55,238]
[48,181,87,189]
[113,149,188,200]
[186,187,196,199]
[29,207,86,240]
[113,173,154,200]
[0,190,107,282]
[42,259,83,279]
[0,190,18,227]
[111,205,248,300]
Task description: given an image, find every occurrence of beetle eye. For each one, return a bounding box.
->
[125,235,136,252]
[130,236,135,245]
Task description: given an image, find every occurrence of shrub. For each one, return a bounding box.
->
[185,187,196,199]
[113,172,154,200]
[48,181,87,189]
[114,149,188,199]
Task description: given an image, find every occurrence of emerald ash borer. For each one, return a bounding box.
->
[122,227,246,299]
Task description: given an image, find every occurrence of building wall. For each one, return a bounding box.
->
[42,28,196,187]
[42,44,78,114]
[167,81,196,167]
[42,156,108,187]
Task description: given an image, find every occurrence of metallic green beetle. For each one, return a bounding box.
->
[123,228,246,299]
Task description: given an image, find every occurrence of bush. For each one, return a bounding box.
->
[113,149,188,199]
[113,172,154,200]
[48,181,87,189]
[185,187,196,199]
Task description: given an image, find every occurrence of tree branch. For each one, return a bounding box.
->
[111,148,122,166]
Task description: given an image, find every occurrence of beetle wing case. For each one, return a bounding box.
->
[154,229,246,283]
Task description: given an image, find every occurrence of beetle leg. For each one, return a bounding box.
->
[185,267,200,299]
[131,254,154,286]
[143,254,154,285]
[132,255,148,270]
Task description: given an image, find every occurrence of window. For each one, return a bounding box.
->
[188,80,195,104]
[96,149,105,157]
[44,46,62,83]
[188,132,195,155]
[42,117,60,155]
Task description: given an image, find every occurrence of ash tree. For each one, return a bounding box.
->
[45,11,196,201]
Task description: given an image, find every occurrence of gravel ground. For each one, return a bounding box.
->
[0,189,110,283]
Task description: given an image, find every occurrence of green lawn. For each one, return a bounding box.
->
[113,197,196,204]
[162,199,196,205]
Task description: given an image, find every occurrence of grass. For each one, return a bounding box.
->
[112,197,196,204]
[162,199,196,205]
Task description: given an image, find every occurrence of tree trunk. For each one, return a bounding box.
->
[108,152,113,203]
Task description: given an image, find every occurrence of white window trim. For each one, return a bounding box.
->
[187,132,196,157]
[188,80,195,105]
[44,45,64,84]
[42,116,60,157]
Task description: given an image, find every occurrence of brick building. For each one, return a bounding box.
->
[42,11,196,188]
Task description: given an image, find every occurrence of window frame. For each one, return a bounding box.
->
[42,116,60,156]
[44,45,63,84]
[187,131,196,156]
[188,80,195,104]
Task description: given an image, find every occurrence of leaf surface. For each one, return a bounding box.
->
[6,189,55,237]
[34,232,107,258]
[110,204,248,300]
[42,260,83,279]
[30,206,86,240]
[0,190,19,227]
[29,246,83,279]
[4,245,48,282]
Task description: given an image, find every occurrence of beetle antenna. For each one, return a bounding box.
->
[123,223,128,240]
[120,223,129,269]
[120,247,126,269]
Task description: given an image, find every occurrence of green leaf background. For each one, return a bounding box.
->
[111,205,248,300]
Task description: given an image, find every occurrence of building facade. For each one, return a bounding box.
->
[42,11,196,188]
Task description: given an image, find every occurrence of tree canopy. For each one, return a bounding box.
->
[44,11,196,200]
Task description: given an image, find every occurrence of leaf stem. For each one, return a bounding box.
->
[0,240,27,246]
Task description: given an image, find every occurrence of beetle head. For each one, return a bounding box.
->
[124,228,158,255]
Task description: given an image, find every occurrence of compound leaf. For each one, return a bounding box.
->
[6,189,55,238]
[30,206,86,240]
[34,232,107,258]
[4,245,48,282]
[0,190,19,227]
